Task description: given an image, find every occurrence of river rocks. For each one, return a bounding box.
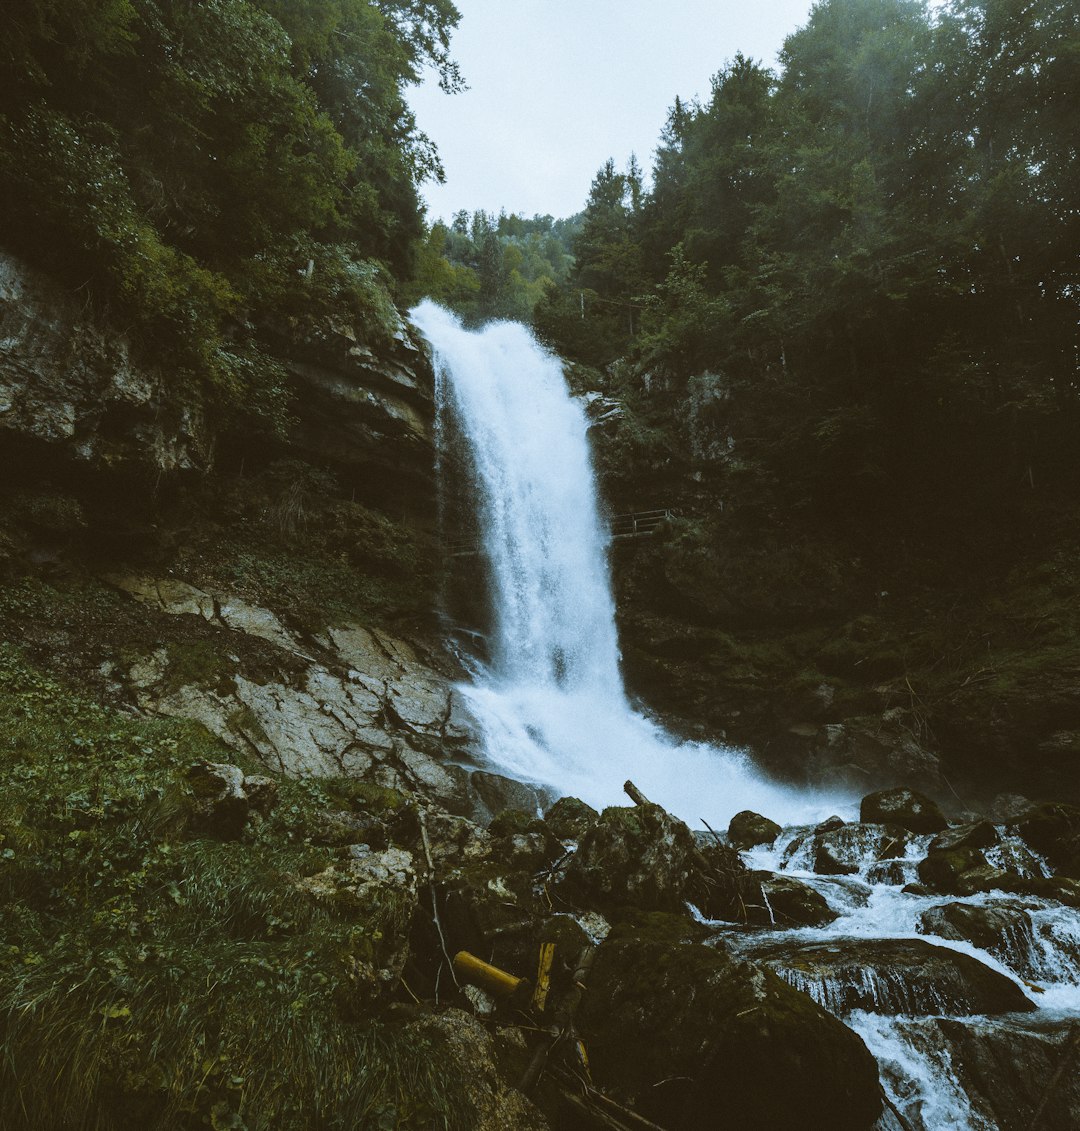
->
[578,926,882,1131]
[861,787,948,834]
[932,1016,1080,1131]
[929,819,999,853]
[1013,803,1080,879]
[783,822,909,877]
[728,809,782,850]
[542,796,598,843]
[753,872,838,928]
[748,937,1035,1017]
[919,901,1041,976]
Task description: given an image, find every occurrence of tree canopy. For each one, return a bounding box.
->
[0,0,461,415]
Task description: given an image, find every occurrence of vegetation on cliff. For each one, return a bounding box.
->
[0,0,461,421]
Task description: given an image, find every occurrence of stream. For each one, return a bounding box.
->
[412,301,1080,1130]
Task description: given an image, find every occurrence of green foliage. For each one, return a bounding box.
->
[0,0,461,414]
[537,0,1080,536]
[0,645,474,1129]
[408,209,579,324]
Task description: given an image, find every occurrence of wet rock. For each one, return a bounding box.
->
[930,819,999,853]
[469,771,552,826]
[578,926,882,1131]
[728,809,782,851]
[815,814,846,833]
[542,796,598,843]
[784,822,908,877]
[918,846,991,893]
[748,937,1036,1017]
[934,1016,1080,1131]
[918,901,1040,976]
[1014,803,1080,879]
[752,872,838,928]
[861,787,948,834]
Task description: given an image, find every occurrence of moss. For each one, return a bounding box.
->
[0,646,476,1130]
[164,640,236,695]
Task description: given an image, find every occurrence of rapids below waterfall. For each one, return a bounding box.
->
[411,302,1080,1130]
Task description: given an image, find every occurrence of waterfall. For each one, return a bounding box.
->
[411,301,845,826]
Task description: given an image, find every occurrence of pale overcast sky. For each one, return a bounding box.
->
[408,0,817,223]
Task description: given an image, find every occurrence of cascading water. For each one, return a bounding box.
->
[412,300,844,826]
[411,302,1080,1130]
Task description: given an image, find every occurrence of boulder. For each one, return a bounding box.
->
[562,795,754,921]
[748,937,1035,1017]
[933,1016,1080,1131]
[1014,803,1080,879]
[728,810,782,851]
[753,872,838,928]
[918,846,990,893]
[184,761,276,840]
[860,787,947,834]
[578,926,882,1131]
[542,796,598,843]
[918,901,1040,977]
[929,820,999,854]
[563,802,700,914]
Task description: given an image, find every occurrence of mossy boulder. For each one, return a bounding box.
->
[563,802,699,913]
[918,846,991,893]
[861,787,947,834]
[728,809,782,851]
[578,929,882,1131]
[542,796,598,843]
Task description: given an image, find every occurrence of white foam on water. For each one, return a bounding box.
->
[412,300,852,827]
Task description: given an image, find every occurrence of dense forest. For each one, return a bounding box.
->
[0,0,462,431]
[2,1,1080,1129]
[434,0,1080,545]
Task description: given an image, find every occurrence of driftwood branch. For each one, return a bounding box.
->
[417,808,460,994]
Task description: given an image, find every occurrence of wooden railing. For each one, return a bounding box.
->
[609,509,675,540]
[446,509,674,558]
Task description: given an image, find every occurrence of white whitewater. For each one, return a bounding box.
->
[411,301,847,826]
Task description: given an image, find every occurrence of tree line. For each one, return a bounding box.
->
[522,0,1080,534]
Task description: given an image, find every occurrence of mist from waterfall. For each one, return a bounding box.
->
[412,301,848,826]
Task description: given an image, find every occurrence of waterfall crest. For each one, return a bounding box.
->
[413,301,844,825]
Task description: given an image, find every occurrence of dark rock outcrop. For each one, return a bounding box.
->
[861,787,948,834]
[578,925,882,1131]
[728,809,782,850]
